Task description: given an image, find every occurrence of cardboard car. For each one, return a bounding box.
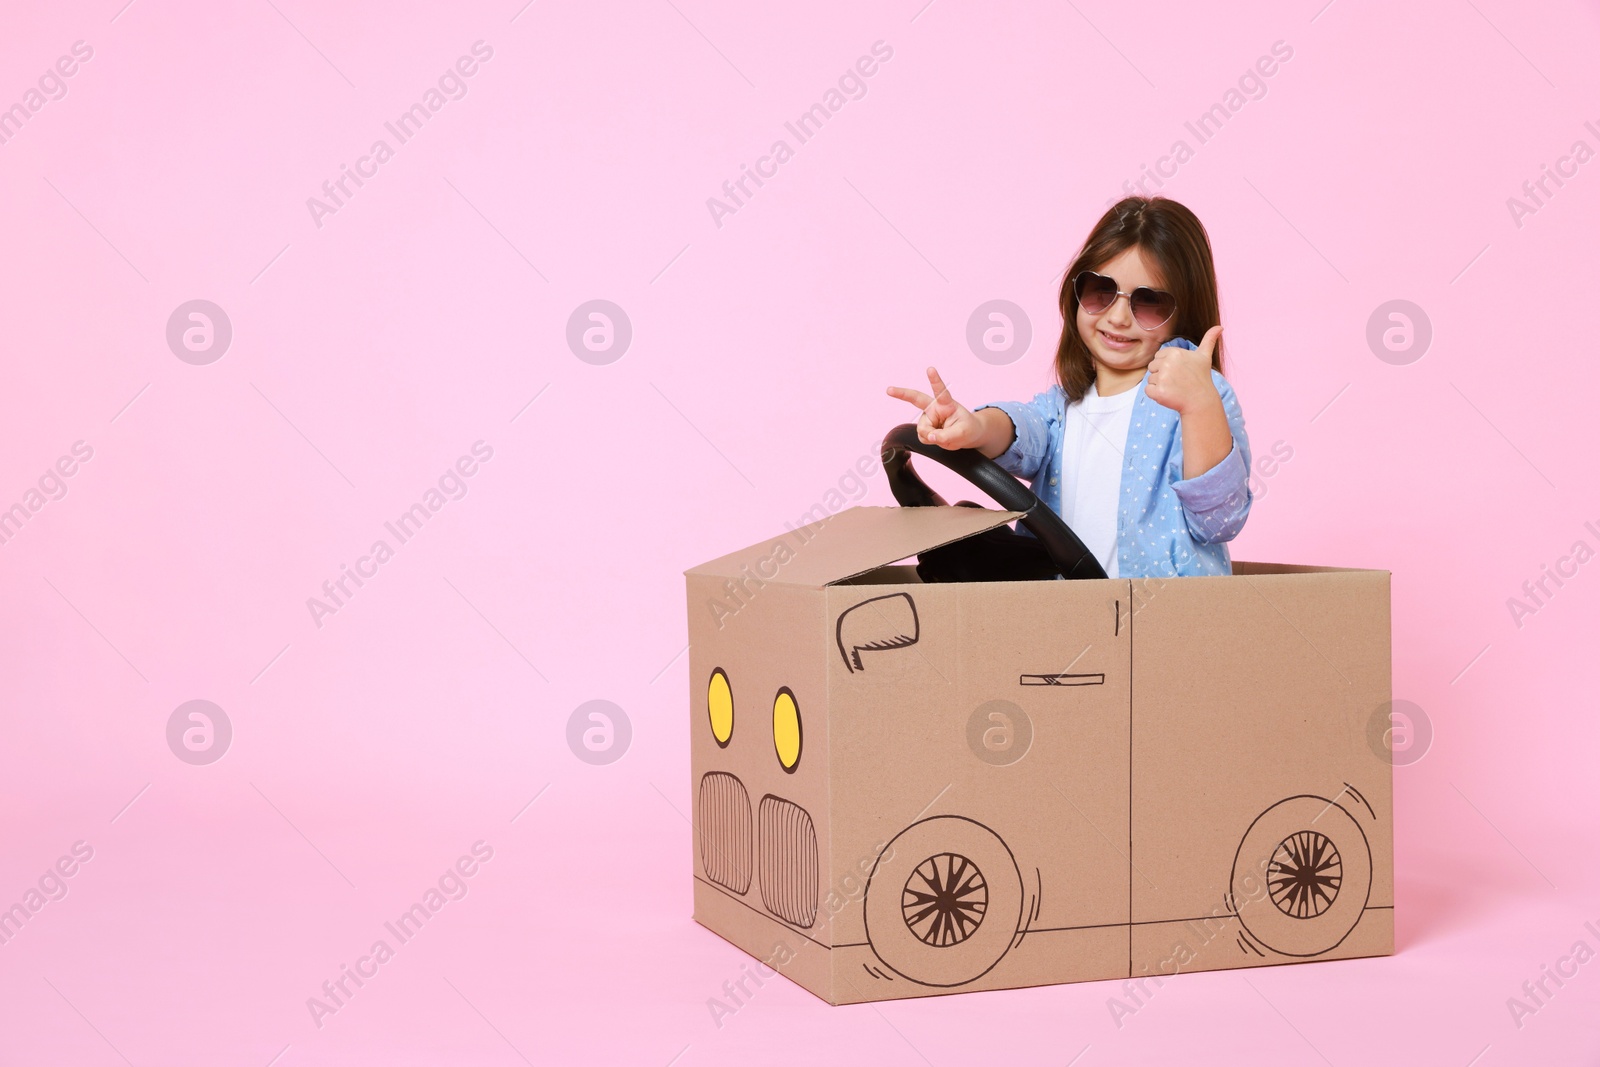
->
[683,425,1394,1004]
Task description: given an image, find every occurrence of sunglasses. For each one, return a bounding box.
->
[1073,270,1177,331]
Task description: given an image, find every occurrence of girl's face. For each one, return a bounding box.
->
[1075,245,1176,379]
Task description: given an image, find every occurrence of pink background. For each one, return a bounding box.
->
[1,0,1598,1063]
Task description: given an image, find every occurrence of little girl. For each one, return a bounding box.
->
[887,196,1252,579]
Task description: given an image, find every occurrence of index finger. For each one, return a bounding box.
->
[886,385,934,409]
[925,366,955,407]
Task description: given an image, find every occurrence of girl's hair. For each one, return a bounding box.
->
[1053,196,1223,402]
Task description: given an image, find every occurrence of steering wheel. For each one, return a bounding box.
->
[879,423,1107,581]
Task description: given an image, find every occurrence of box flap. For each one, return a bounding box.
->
[684,505,1025,588]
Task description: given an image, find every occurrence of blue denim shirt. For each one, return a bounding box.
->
[977,338,1252,578]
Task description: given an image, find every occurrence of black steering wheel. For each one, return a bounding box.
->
[880,423,1107,581]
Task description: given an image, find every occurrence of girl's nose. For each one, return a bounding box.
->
[1103,294,1135,326]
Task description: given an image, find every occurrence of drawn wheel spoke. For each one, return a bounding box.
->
[1268,831,1342,919]
[901,853,988,946]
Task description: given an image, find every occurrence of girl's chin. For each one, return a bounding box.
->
[1091,348,1153,373]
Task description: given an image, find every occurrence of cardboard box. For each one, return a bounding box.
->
[685,504,1393,1004]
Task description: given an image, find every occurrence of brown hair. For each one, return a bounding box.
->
[1053,196,1223,402]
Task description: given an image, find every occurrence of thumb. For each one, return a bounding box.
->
[1197,324,1223,357]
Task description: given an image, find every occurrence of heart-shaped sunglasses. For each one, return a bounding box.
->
[1072,270,1177,331]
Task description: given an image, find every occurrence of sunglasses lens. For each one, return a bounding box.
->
[1075,272,1117,314]
[1130,288,1176,329]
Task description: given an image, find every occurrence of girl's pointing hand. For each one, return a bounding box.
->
[886,366,986,450]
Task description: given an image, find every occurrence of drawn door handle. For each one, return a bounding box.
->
[1019,673,1105,686]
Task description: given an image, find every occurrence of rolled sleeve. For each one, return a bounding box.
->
[1172,440,1250,543]
[1171,372,1253,544]
[976,389,1056,483]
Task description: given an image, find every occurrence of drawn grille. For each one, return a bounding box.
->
[759,795,818,928]
[698,772,752,894]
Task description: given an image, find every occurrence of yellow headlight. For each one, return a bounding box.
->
[708,668,734,747]
[773,687,802,772]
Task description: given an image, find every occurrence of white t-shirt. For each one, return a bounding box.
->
[1058,382,1137,578]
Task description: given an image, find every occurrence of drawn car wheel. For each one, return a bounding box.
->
[1230,795,1372,957]
[864,816,1023,987]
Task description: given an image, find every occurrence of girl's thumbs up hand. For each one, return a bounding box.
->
[1146,325,1223,415]
[886,366,985,449]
